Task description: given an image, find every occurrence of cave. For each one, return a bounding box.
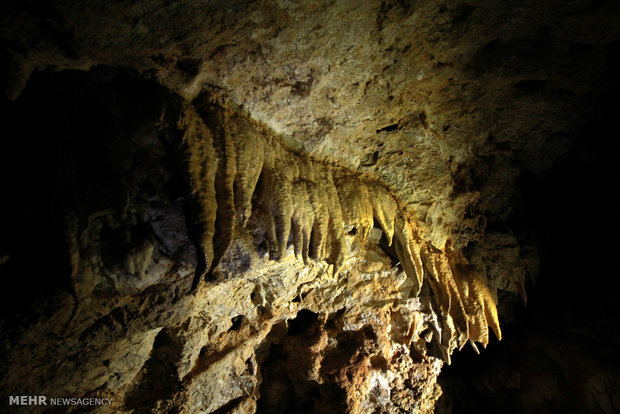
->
[0,1,619,413]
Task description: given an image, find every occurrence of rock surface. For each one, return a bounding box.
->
[0,1,619,413]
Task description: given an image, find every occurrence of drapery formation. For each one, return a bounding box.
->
[180,101,501,362]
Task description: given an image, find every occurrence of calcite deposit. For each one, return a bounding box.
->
[1,0,619,413]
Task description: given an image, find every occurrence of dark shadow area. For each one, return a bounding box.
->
[438,64,620,414]
[257,309,347,414]
[0,66,194,322]
[124,329,182,413]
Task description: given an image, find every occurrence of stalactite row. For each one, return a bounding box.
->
[178,102,501,359]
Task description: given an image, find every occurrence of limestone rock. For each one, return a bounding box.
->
[0,1,619,413]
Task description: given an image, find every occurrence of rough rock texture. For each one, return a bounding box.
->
[3,0,620,248]
[0,69,485,413]
[0,1,619,413]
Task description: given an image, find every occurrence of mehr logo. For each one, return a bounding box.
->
[9,395,113,406]
[9,396,47,405]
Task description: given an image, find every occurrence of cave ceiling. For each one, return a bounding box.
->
[4,0,618,248]
[1,0,619,413]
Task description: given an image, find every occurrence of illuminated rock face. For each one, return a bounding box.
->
[180,99,503,355]
[0,1,619,413]
[0,72,502,412]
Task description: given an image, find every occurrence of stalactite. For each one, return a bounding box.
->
[455,266,491,347]
[178,104,217,271]
[257,141,279,258]
[370,183,396,246]
[307,178,329,261]
[270,149,299,260]
[291,179,313,263]
[323,169,345,274]
[393,216,424,297]
[447,251,502,347]
[179,100,503,359]
[208,109,237,270]
[229,114,264,227]
[428,249,470,349]
[334,173,373,240]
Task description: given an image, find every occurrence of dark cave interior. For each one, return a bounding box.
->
[439,76,620,412]
[0,67,181,320]
[1,1,620,413]
[3,59,619,414]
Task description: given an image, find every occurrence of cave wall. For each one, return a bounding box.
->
[0,67,448,413]
[1,0,620,413]
[0,66,501,413]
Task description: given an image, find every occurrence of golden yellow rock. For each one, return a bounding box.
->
[178,104,217,270]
